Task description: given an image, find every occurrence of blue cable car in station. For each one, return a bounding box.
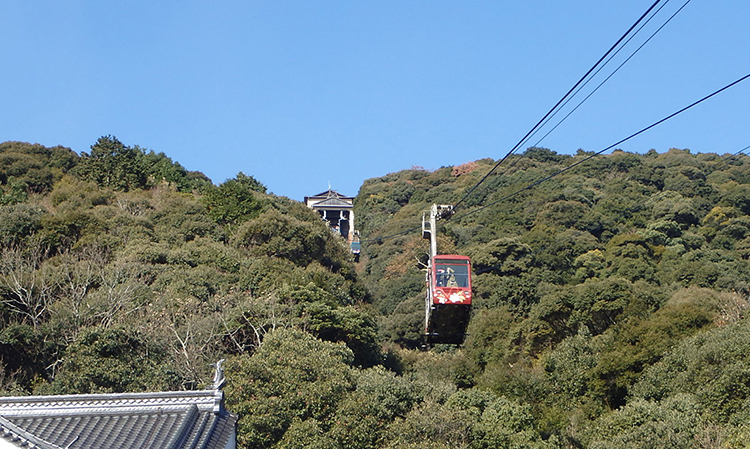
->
[351,231,361,262]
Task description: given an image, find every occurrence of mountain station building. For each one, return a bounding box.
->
[305,189,355,242]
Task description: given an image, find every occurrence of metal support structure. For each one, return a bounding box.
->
[422,204,454,343]
[422,204,453,259]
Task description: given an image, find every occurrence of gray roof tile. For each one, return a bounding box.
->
[0,390,236,449]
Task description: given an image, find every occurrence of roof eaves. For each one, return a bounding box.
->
[0,391,224,417]
[0,415,61,449]
[310,198,353,208]
[0,390,232,449]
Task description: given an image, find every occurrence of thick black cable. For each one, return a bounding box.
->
[529,0,691,149]
[453,73,750,222]
[361,224,421,244]
[733,145,750,156]
[523,0,677,152]
[480,0,683,190]
[453,0,664,211]
[363,73,750,244]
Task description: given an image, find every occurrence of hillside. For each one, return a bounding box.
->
[355,147,750,447]
[2,138,750,447]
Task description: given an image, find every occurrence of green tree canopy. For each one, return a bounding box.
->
[203,172,268,224]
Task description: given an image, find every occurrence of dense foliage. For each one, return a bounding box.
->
[0,139,370,392]
[2,139,750,447]
[355,148,750,447]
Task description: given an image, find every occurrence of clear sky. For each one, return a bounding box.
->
[2,1,748,200]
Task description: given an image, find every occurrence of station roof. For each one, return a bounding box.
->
[305,189,354,209]
[311,197,353,208]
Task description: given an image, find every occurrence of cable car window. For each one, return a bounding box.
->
[434,261,469,288]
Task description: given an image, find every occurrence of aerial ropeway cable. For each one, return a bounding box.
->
[362,0,677,246]
[453,72,750,221]
[357,0,747,346]
[526,0,692,153]
[459,0,691,209]
[362,71,750,244]
[418,70,750,345]
[453,0,667,211]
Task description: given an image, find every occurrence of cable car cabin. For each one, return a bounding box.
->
[425,255,472,345]
[350,241,361,262]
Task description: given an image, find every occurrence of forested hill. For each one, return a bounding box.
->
[354,147,750,447]
[2,138,750,447]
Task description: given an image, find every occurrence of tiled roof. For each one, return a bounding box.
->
[0,390,236,449]
[312,189,345,198]
[306,189,354,201]
[0,415,58,449]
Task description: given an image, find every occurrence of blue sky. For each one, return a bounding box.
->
[2,1,748,200]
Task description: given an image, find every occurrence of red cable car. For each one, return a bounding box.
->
[431,255,472,304]
[421,204,473,345]
[425,254,472,344]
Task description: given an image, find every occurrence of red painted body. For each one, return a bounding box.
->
[430,255,472,305]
